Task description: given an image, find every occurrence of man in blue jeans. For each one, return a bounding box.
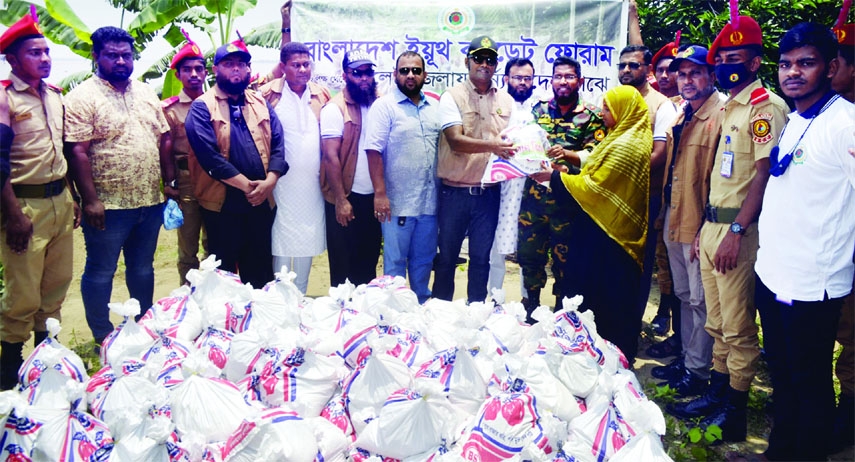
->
[365,51,441,303]
[66,27,175,344]
[433,36,515,303]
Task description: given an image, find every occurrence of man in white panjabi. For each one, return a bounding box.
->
[260,42,331,293]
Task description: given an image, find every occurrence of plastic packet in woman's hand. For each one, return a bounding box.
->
[501,123,551,162]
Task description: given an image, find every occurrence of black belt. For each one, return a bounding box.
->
[12,179,66,198]
[442,182,497,196]
[176,158,189,171]
[704,204,740,223]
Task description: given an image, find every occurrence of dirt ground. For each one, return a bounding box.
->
[20,227,855,459]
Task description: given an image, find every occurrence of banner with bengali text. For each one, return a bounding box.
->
[292,0,627,103]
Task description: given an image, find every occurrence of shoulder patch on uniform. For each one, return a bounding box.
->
[161,95,180,108]
[749,87,769,106]
[0,80,11,89]
[46,83,63,93]
[750,112,773,144]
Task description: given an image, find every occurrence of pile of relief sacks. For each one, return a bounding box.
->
[0,255,673,462]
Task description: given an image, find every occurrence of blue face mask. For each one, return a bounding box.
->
[715,62,752,90]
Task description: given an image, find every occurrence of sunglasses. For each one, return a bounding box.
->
[617,62,643,70]
[470,55,498,66]
[349,68,375,78]
[398,67,423,75]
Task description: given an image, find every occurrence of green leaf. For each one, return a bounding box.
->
[56,69,94,94]
[0,1,92,58]
[128,0,203,36]
[690,446,709,461]
[240,23,281,49]
[45,0,92,41]
[160,69,183,99]
[704,424,723,443]
[162,24,186,47]
[688,426,702,444]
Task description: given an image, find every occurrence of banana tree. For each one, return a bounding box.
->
[0,0,282,93]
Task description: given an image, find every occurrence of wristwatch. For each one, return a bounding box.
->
[729,222,745,235]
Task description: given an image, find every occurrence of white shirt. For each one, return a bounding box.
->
[320,103,373,195]
[653,100,679,142]
[271,83,326,257]
[755,95,855,301]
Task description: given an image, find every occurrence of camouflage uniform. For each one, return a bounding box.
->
[519,99,604,306]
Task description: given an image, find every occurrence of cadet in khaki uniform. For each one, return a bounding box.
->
[667,15,788,443]
[0,13,78,390]
[162,40,208,285]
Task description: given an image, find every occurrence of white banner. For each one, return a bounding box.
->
[292,0,627,102]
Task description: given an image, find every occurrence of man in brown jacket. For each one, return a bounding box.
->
[319,50,382,287]
[185,40,287,289]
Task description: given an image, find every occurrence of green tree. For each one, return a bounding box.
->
[0,0,282,93]
[636,0,851,99]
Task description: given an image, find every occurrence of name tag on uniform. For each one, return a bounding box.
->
[720,150,733,178]
[13,112,32,122]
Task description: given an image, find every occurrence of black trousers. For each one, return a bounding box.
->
[201,205,275,289]
[324,192,381,286]
[756,275,843,461]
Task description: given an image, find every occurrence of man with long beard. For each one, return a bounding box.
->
[365,51,441,303]
[320,50,382,287]
[185,39,287,289]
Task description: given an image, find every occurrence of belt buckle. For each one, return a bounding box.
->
[468,186,484,196]
[705,205,717,223]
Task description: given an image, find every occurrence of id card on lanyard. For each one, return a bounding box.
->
[721,135,734,178]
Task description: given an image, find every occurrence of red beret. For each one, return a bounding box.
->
[0,13,43,54]
[652,42,679,67]
[707,15,763,65]
[835,23,855,47]
[170,42,205,69]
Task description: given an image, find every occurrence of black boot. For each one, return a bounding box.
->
[522,289,541,324]
[0,341,24,391]
[651,355,685,381]
[33,330,50,347]
[652,293,679,335]
[667,370,729,419]
[700,386,749,442]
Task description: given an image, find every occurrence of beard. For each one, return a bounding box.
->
[396,78,424,99]
[217,73,250,95]
[346,78,377,106]
[508,84,534,103]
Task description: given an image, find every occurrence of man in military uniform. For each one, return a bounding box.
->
[162,40,208,285]
[0,12,78,389]
[518,55,604,319]
[667,15,789,443]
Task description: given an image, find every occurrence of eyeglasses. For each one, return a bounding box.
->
[219,61,248,70]
[349,68,375,78]
[617,62,643,70]
[397,67,423,75]
[470,55,498,66]
[509,75,533,83]
[552,74,578,81]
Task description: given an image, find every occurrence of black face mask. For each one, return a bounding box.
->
[715,62,753,90]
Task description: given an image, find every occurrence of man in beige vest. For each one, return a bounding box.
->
[433,35,514,303]
[320,50,382,287]
[185,40,287,289]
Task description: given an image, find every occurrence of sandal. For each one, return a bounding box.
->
[645,334,681,358]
